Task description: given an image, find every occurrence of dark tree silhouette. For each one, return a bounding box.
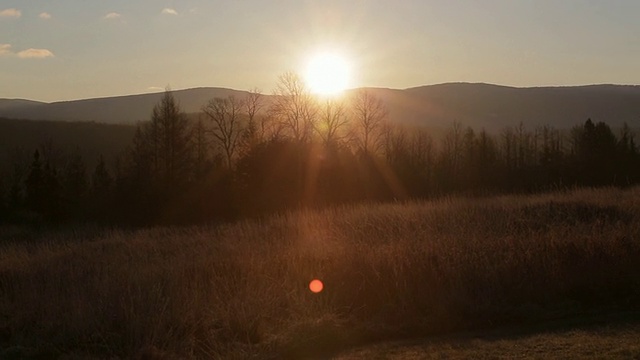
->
[270,72,317,143]
[191,118,211,179]
[25,150,45,216]
[61,149,87,219]
[202,96,244,169]
[24,150,61,222]
[350,89,387,155]
[117,89,194,224]
[316,98,349,146]
[240,88,265,151]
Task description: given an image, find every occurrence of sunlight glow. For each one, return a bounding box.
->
[304,52,351,96]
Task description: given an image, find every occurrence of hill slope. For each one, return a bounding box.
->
[399,83,640,130]
[0,88,247,124]
[0,99,46,110]
[1,83,640,130]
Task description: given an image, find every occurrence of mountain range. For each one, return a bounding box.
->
[1,83,640,131]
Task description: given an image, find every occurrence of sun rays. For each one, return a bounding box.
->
[304,51,352,96]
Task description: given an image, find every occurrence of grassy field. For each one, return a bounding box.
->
[337,312,640,359]
[1,187,640,358]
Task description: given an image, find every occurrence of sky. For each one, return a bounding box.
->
[1,0,640,102]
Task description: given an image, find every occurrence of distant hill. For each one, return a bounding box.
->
[397,83,640,130]
[0,99,46,110]
[0,88,248,124]
[1,83,640,130]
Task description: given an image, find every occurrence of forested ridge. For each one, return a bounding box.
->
[1,74,639,226]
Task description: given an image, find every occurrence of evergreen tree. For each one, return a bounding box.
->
[150,90,193,187]
[89,155,113,222]
[92,155,113,194]
[118,90,194,224]
[576,119,617,185]
[25,150,45,215]
[42,161,61,221]
[62,150,87,219]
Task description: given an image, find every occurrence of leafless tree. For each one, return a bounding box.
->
[382,123,406,162]
[441,121,464,173]
[239,88,270,154]
[315,98,349,146]
[202,95,244,169]
[502,123,535,169]
[270,72,317,142]
[244,87,264,131]
[410,128,434,169]
[384,125,434,165]
[192,118,210,177]
[350,89,387,155]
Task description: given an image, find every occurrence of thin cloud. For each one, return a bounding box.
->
[17,48,55,59]
[39,12,52,20]
[104,12,122,20]
[161,8,178,15]
[0,44,12,56]
[0,8,21,18]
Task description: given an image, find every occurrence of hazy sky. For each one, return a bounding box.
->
[1,0,640,102]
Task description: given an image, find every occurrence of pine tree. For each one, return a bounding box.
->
[25,150,45,215]
[62,150,87,219]
[119,89,194,224]
[92,155,113,194]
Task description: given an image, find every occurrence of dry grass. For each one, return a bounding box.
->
[1,187,640,358]
[337,318,640,359]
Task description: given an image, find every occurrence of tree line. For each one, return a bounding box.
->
[1,73,639,226]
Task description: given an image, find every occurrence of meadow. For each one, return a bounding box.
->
[1,187,639,359]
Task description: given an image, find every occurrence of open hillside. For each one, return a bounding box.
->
[1,84,640,130]
[1,187,639,358]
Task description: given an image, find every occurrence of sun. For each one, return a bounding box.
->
[304,52,351,96]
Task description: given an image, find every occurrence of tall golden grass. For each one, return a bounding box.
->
[1,187,639,358]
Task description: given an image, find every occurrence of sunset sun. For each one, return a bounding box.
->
[304,52,351,96]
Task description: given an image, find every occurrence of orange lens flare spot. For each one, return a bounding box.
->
[309,279,324,293]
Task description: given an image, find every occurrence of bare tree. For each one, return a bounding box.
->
[6,147,30,209]
[202,95,244,169]
[239,88,266,154]
[407,127,434,171]
[350,89,387,155]
[382,124,407,162]
[270,72,318,142]
[315,98,349,146]
[441,121,464,174]
[244,88,264,132]
[515,122,533,168]
[192,118,210,177]
[501,126,516,169]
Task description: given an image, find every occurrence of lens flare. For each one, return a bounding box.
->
[309,279,324,293]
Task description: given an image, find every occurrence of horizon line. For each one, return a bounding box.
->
[3,81,640,104]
